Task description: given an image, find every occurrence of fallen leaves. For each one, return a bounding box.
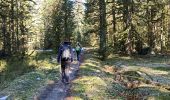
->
[102,65,116,74]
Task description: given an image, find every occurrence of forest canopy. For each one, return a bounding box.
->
[0,0,170,59]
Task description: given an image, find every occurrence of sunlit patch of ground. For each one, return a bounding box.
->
[0,51,60,99]
[106,55,170,99]
[71,76,107,99]
[0,60,6,72]
[139,67,169,75]
[65,96,83,100]
[0,68,60,99]
[1,72,46,99]
[70,48,170,99]
[1,48,170,99]
[69,55,114,100]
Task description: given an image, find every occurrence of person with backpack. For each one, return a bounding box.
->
[75,42,82,62]
[57,39,73,84]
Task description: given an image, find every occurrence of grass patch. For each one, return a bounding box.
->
[0,60,6,72]
[1,72,46,99]
[153,67,170,71]
[0,51,60,99]
[71,76,107,100]
[70,55,114,100]
[1,48,170,99]
[0,69,60,99]
[107,54,170,67]
[70,48,170,99]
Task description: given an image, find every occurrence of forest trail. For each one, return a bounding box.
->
[36,51,83,100]
[36,47,170,100]
[63,48,170,99]
[37,62,80,100]
[1,47,170,99]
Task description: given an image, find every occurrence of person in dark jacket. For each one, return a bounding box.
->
[57,39,73,83]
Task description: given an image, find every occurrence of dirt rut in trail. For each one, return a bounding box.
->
[37,62,80,100]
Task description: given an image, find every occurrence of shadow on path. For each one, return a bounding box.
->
[37,62,80,100]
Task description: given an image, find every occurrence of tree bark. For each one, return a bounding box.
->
[147,0,155,50]
[123,0,129,30]
[2,16,7,53]
[123,0,133,55]
[64,0,69,39]
[11,0,15,54]
[16,0,19,52]
[112,0,116,47]
[99,0,107,60]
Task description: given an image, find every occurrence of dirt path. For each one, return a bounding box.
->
[35,47,170,100]
[37,62,80,100]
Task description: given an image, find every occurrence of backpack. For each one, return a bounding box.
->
[61,45,71,60]
[75,46,81,52]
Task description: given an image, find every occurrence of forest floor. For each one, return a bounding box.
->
[0,47,170,100]
[65,48,170,100]
[36,60,80,100]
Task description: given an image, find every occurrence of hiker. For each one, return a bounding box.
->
[57,39,73,83]
[75,42,82,62]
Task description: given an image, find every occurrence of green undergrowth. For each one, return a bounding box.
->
[153,67,170,71]
[0,51,60,99]
[70,55,114,100]
[1,48,170,99]
[70,49,170,100]
[107,54,170,66]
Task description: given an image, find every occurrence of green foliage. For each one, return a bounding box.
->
[0,0,36,56]
[0,50,60,99]
[43,0,76,50]
[84,0,170,56]
[0,51,58,90]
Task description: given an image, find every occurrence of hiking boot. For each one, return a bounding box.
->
[65,81,70,84]
[61,79,65,83]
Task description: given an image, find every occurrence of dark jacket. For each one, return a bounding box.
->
[57,42,73,63]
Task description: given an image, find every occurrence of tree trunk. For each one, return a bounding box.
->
[11,0,15,54]
[123,0,133,55]
[16,0,19,53]
[2,17,7,54]
[20,20,26,57]
[147,0,155,50]
[99,0,107,60]
[112,0,116,47]
[123,0,129,30]
[64,0,69,39]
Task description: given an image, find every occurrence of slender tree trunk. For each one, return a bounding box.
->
[16,0,19,53]
[126,0,134,55]
[6,16,12,55]
[2,17,7,53]
[160,10,164,54]
[123,0,129,30]
[168,3,170,48]
[147,0,155,51]
[20,20,26,57]
[112,0,116,47]
[64,0,69,39]
[99,0,107,60]
[11,0,15,54]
